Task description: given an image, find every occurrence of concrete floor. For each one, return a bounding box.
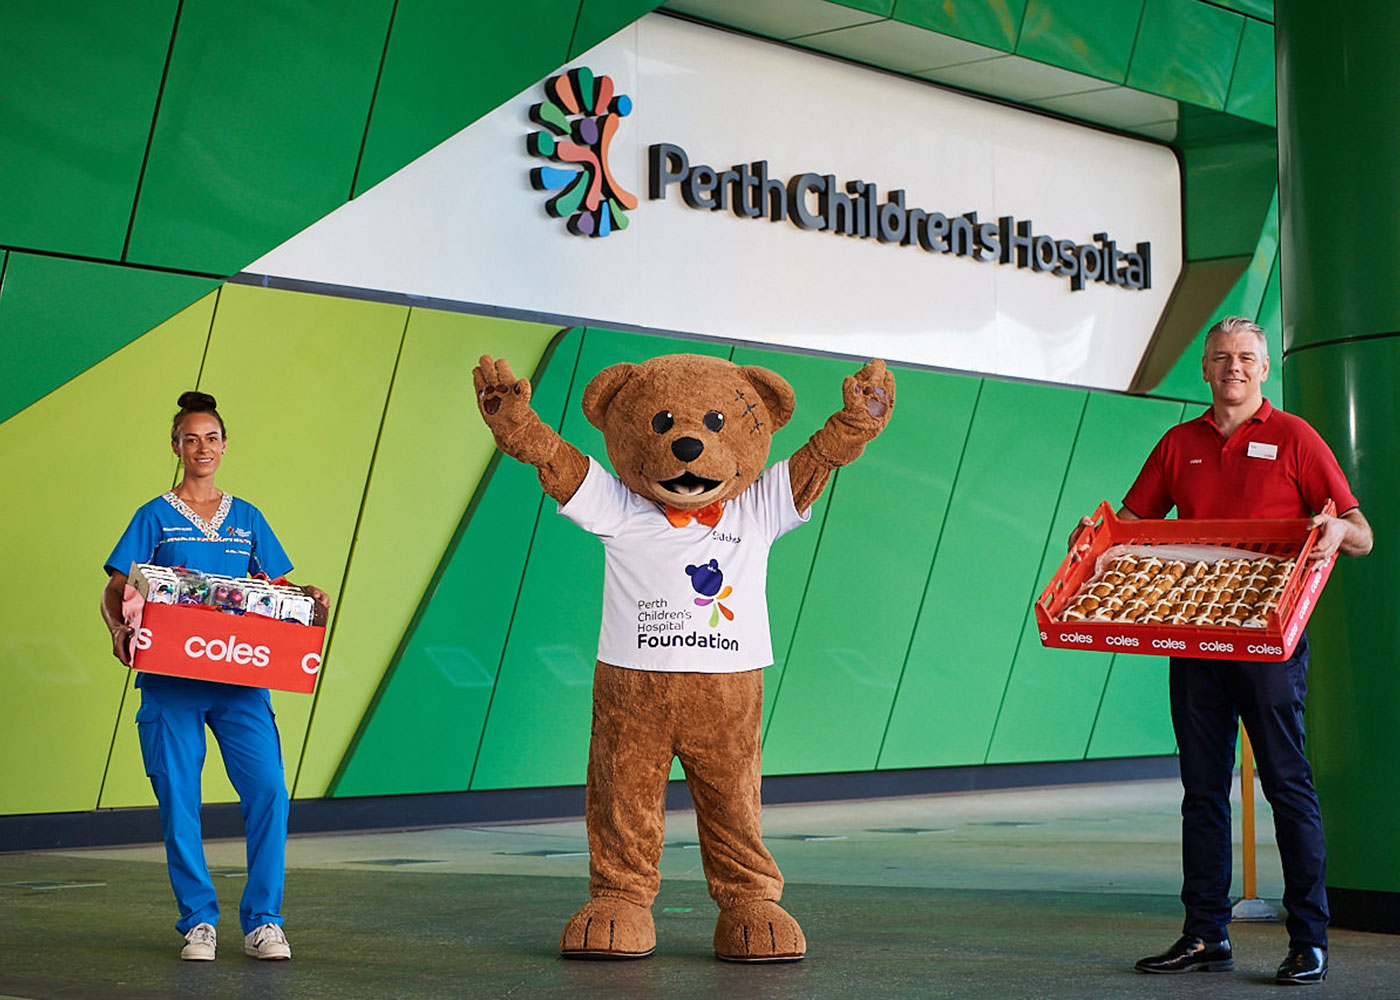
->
[2,778,1398,998]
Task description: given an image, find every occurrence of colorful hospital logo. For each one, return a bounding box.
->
[686,559,735,626]
[527,67,638,237]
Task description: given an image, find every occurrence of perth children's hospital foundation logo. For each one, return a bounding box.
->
[686,559,735,627]
[527,67,637,237]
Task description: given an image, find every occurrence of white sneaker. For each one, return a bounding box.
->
[244,922,292,960]
[181,922,216,961]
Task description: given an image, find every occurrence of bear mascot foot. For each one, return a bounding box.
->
[714,900,806,963]
[559,897,656,960]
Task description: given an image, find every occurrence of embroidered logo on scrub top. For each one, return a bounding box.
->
[162,491,233,540]
[686,559,735,627]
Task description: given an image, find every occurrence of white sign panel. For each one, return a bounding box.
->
[248,14,1182,390]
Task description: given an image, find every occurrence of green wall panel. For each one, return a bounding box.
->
[1152,189,1279,404]
[354,0,580,197]
[571,0,664,57]
[1015,0,1143,84]
[0,292,215,816]
[1126,0,1243,111]
[1181,138,1277,262]
[125,0,394,274]
[1084,654,1175,758]
[878,379,1085,769]
[0,0,177,260]
[986,392,1185,763]
[469,329,730,790]
[830,0,896,15]
[332,328,581,798]
[1283,337,1400,890]
[1225,18,1276,126]
[724,348,854,733]
[0,254,219,424]
[100,284,407,808]
[763,365,979,774]
[892,0,1027,52]
[293,312,560,797]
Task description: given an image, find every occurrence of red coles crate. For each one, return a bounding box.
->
[124,587,325,694]
[1034,501,1337,662]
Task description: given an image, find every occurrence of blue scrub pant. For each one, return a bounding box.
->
[135,675,289,936]
[1169,635,1328,948]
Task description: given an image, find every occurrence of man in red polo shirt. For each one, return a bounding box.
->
[1074,316,1371,985]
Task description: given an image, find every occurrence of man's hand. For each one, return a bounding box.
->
[110,623,134,666]
[1308,508,1373,562]
[1068,515,1095,555]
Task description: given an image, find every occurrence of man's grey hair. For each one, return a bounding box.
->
[1203,316,1269,360]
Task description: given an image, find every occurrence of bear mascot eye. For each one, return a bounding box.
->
[703,410,725,432]
[651,410,674,434]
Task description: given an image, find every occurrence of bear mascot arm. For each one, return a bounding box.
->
[787,358,894,512]
[472,354,590,505]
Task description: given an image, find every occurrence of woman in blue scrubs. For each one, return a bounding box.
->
[100,391,327,962]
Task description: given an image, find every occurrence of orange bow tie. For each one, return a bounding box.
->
[664,500,724,528]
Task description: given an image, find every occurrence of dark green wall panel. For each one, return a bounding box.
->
[355,0,579,197]
[125,0,394,274]
[0,254,217,423]
[1015,0,1142,84]
[1181,139,1277,262]
[878,379,1085,769]
[763,366,978,774]
[571,0,664,57]
[1226,17,1276,126]
[331,329,582,797]
[1126,0,1243,111]
[986,392,1185,763]
[469,329,730,790]
[893,0,1027,52]
[0,0,177,260]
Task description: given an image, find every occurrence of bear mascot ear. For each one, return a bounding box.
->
[582,363,638,430]
[739,365,795,431]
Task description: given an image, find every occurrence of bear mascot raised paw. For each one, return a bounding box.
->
[472,351,894,962]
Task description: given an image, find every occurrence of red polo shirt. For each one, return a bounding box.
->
[1123,399,1359,520]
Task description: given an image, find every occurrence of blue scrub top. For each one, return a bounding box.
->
[106,492,294,581]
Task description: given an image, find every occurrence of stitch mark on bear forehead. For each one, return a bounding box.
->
[733,388,764,434]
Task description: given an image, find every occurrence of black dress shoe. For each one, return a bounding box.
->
[1276,945,1327,984]
[1135,935,1234,974]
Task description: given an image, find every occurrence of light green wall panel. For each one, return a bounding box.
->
[470,329,730,790]
[1226,18,1276,126]
[724,348,849,730]
[892,0,1027,52]
[292,311,559,797]
[986,392,1186,763]
[878,379,1085,769]
[0,0,177,260]
[100,284,407,808]
[355,0,580,197]
[333,329,581,798]
[1126,0,1243,111]
[0,292,215,816]
[125,0,394,274]
[0,254,219,423]
[763,366,979,774]
[1015,0,1142,84]
[571,0,665,57]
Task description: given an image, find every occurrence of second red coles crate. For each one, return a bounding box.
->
[1034,501,1337,662]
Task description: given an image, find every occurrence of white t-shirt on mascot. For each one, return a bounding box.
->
[560,457,810,672]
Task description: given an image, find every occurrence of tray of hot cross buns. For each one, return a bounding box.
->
[1035,500,1338,662]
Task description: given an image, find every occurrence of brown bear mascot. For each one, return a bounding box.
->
[473,351,894,962]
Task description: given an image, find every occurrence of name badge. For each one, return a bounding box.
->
[1247,441,1278,461]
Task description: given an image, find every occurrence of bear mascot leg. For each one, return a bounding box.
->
[559,663,804,961]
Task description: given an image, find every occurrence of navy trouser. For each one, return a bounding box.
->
[1169,635,1328,948]
[135,674,289,936]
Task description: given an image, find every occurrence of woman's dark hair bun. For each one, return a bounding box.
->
[177,390,218,411]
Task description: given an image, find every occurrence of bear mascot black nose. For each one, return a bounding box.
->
[671,436,704,462]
